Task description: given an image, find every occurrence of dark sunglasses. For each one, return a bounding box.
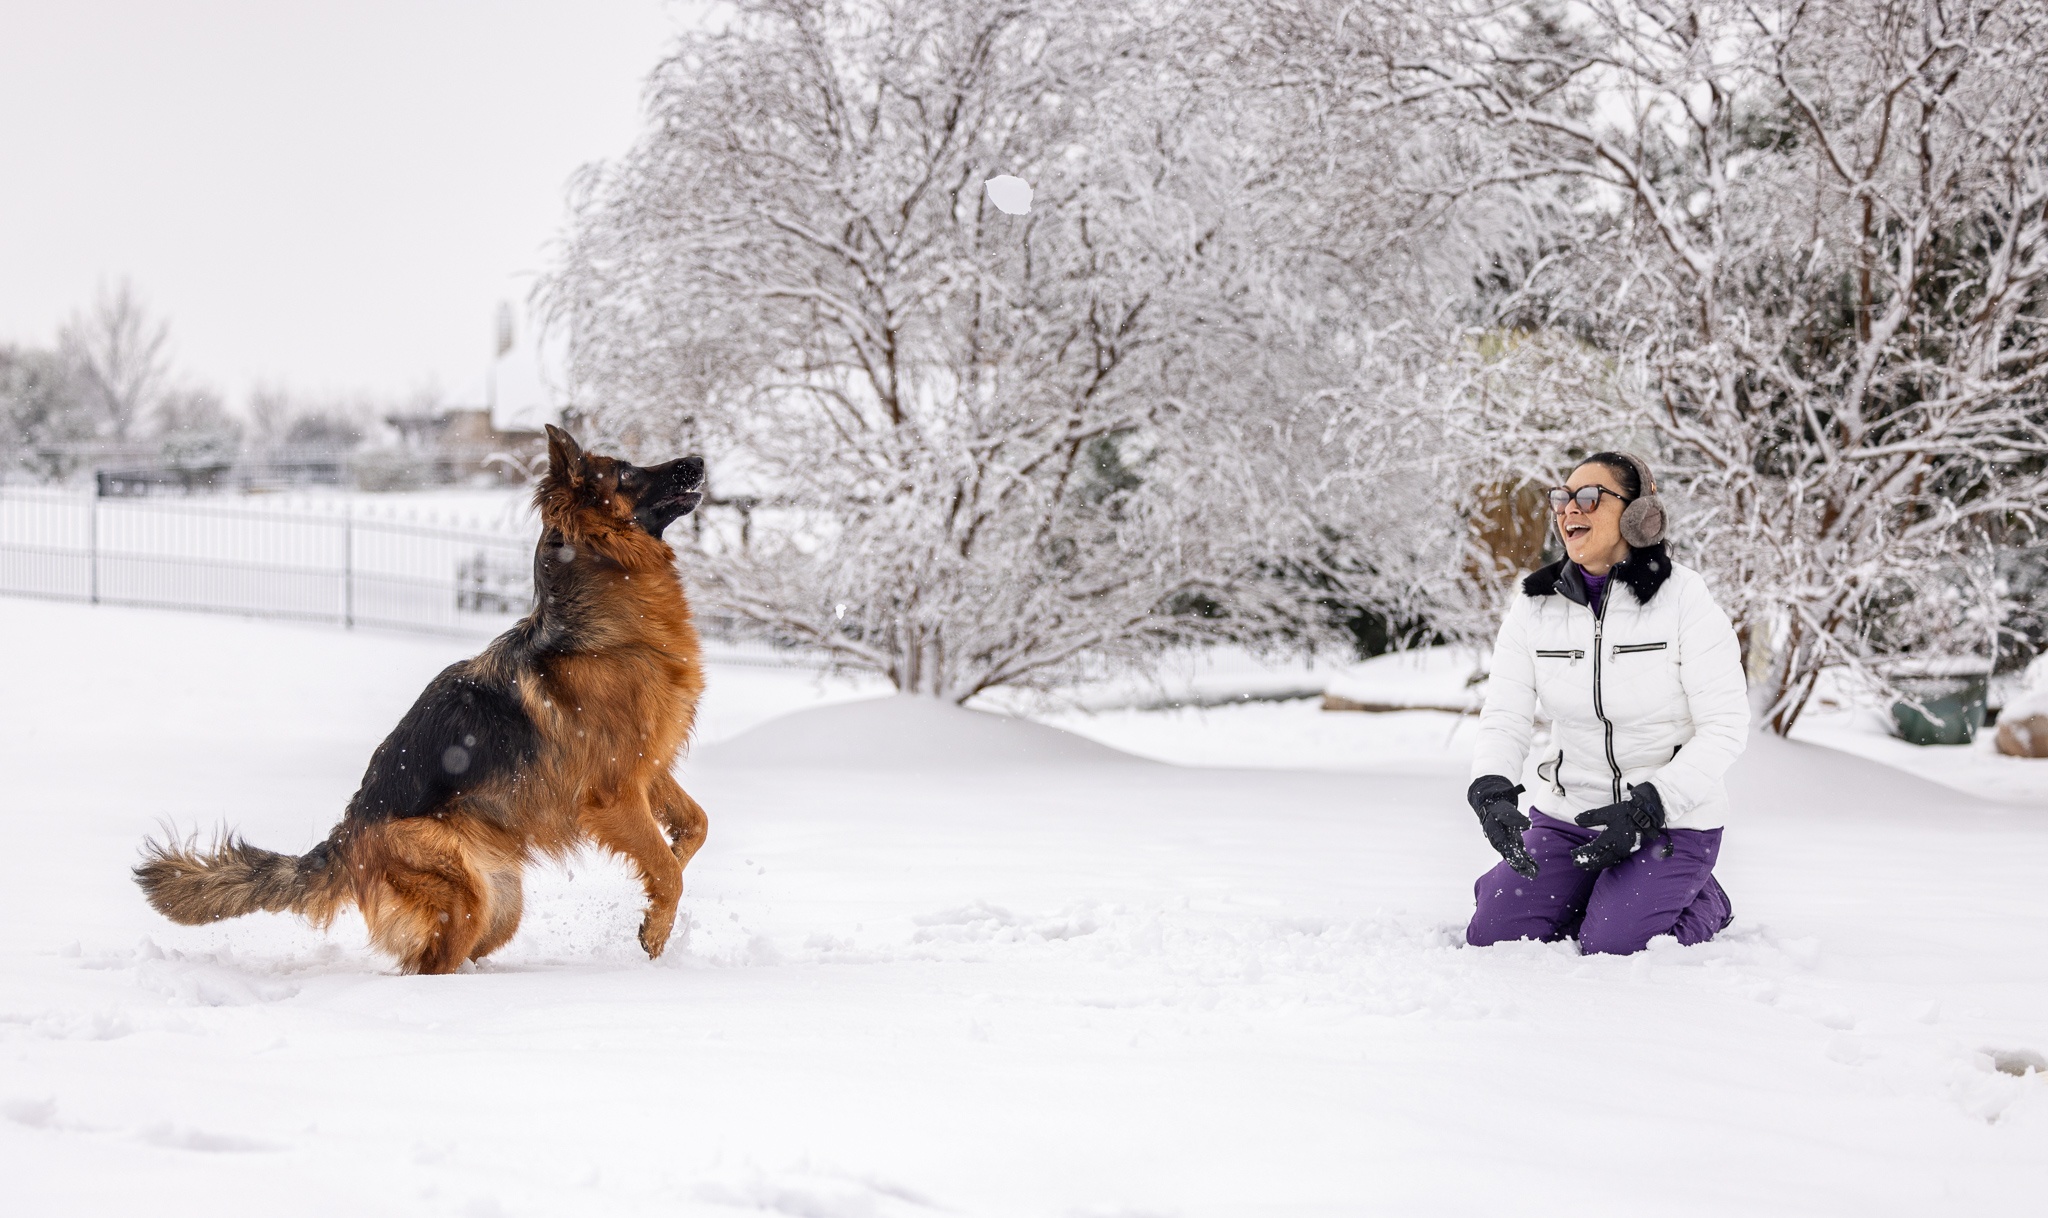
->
[1546,485,1632,514]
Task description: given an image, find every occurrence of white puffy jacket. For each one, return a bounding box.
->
[1470,543,1751,830]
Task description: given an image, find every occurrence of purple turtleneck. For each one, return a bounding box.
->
[1580,568,1611,611]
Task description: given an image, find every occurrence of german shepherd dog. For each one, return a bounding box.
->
[135,426,710,974]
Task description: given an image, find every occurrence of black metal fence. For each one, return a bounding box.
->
[0,487,534,636]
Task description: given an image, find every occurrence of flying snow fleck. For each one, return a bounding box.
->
[984,175,1032,215]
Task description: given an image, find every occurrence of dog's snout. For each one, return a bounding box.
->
[643,456,705,493]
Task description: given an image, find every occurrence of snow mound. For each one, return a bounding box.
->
[1729,729,2006,815]
[698,694,1153,770]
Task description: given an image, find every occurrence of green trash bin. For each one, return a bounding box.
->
[1891,673,1989,746]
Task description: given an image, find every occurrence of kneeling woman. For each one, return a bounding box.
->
[1465,453,1748,955]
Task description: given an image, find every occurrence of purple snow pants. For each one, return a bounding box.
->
[1467,810,1732,955]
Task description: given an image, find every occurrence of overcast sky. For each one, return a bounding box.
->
[0,1,688,421]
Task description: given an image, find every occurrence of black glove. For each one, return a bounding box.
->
[1467,774,1538,880]
[1571,782,1666,872]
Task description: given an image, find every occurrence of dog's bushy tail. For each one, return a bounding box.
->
[134,831,353,928]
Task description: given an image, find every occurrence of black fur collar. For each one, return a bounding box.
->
[1522,542,1673,607]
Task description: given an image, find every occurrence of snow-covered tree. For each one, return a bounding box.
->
[154,386,244,472]
[547,0,2048,719]
[1203,0,1598,656]
[0,344,97,481]
[59,279,171,443]
[1377,0,2048,731]
[545,0,1312,699]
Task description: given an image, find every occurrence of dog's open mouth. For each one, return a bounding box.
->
[654,488,704,515]
[654,463,705,515]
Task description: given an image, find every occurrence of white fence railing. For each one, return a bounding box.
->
[0,487,534,636]
[0,487,834,667]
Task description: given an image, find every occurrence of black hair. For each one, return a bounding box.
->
[1573,451,1641,499]
[342,665,538,824]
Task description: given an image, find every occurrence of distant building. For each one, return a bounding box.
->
[385,406,548,483]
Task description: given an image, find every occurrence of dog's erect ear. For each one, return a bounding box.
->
[545,425,583,484]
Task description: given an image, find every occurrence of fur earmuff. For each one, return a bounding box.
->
[1616,452,1667,547]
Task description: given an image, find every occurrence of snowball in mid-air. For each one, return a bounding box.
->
[984,175,1033,215]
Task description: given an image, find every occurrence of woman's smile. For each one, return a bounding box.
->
[1557,465,1632,574]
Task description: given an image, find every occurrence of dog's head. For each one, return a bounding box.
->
[536,424,705,539]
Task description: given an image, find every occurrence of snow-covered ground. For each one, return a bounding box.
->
[1,597,2044,1216]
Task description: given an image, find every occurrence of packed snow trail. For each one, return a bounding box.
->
[0,598,2042,1216]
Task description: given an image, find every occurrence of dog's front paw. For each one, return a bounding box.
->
[638,910,676,959]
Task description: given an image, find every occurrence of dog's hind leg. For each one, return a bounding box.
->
[649,771,709,873]
[579,786,683,960]
[357,819,490,975]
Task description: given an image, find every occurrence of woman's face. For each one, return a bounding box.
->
[1558,462,1633,573]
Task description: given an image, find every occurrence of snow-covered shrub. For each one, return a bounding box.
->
[2002,654,2048,725]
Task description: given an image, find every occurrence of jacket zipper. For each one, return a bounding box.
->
[1591,591,1623,804]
